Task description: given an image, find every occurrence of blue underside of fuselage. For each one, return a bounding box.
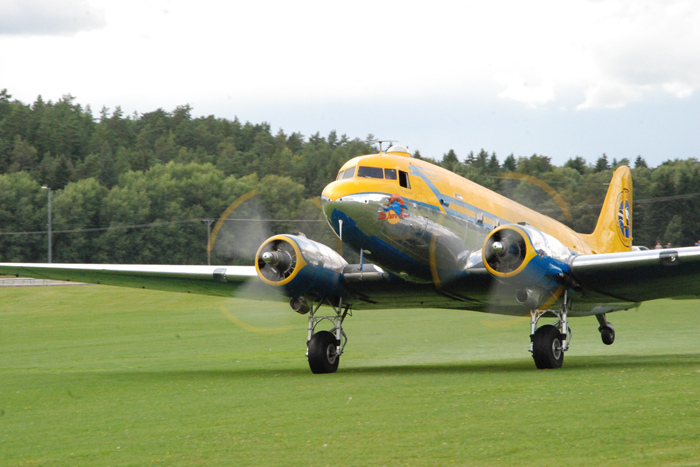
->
[329,208,432,280]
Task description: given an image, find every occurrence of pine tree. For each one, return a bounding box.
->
[635,156,648,168]
[564,156,587,175]
[49,155,73,189]
[502,154,516,172]
[9,135,38,172]
[486,152,500,174]
[441,150,459,171]
[594,154,610,172]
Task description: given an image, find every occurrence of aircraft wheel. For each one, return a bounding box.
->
[307,331,340,374]
[532,325,564,369]
[600,326,615,345]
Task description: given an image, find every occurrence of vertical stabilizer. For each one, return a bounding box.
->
[580,166,633,254]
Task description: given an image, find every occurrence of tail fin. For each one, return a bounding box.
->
[580,166,633,254]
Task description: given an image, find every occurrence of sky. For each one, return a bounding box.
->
[1,0,698,167]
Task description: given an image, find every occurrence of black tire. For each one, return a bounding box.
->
[532,324,564,369]
[307,331,340,374]
[600,326,615,345]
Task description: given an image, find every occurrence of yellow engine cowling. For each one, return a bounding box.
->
[255,234,349,299]
[482,224,573,291]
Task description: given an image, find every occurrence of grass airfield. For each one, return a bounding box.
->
[1,285,700,466]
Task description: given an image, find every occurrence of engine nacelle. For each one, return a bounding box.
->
[255,234,348,299]
[482,224,573,291]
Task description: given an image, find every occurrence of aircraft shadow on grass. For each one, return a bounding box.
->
[99,353,700,380]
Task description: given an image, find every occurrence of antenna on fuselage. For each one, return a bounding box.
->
[371,140,398,154]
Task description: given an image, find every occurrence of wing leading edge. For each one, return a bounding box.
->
[0,263,274,299]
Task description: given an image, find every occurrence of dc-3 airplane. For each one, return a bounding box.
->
[2,144,699,373]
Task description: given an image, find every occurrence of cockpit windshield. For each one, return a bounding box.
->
[337,166,406,184]
[356,166,401,180]
[357,166,384,179]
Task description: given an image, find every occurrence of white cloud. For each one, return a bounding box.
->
[0,0,106,36]
[495,72,555,107]
[576,82,646,110]
[573,0,700,109]
[663,82,694,99]
[483,0,700,109]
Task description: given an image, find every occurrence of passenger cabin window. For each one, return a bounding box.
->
[342,167,355,179]
[337,170,345,180]
[357,166,384,179]
[399,170,411,189]
[384,168,397,180]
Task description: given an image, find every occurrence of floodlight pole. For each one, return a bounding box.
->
[202,218,216,265]
[41,186,52,263]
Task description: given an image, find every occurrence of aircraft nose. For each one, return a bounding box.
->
[321,181,342,202]
[321,181,347,219]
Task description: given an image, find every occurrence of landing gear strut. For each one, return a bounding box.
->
[529,291,572,369]
[596,313,615,345]
[302,297,350,374]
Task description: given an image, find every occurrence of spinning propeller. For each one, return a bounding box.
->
[483,227,527,274]
[258,239,297,282]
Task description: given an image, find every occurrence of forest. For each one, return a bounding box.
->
[0,88,698,265]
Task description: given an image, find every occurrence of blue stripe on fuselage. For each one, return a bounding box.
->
[408,166,502,229]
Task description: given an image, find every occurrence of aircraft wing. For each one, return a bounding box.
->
[0,263,273,299]
[5,247,699,310]
[571,247,700,302]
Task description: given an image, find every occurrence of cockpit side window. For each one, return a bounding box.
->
[342,167,356,179]
[399,170,411,189]
[357,166,384,179]
[337,170,345,180]
[384,168,397,180]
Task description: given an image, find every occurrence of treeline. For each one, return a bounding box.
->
[0,89,698,264]
[0,90,372,263]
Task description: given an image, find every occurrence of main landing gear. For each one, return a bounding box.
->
[529,293,572,369]
[528,294,618,369]
[291,296,350,374]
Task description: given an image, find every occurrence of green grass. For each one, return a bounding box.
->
[1,285,700,466]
